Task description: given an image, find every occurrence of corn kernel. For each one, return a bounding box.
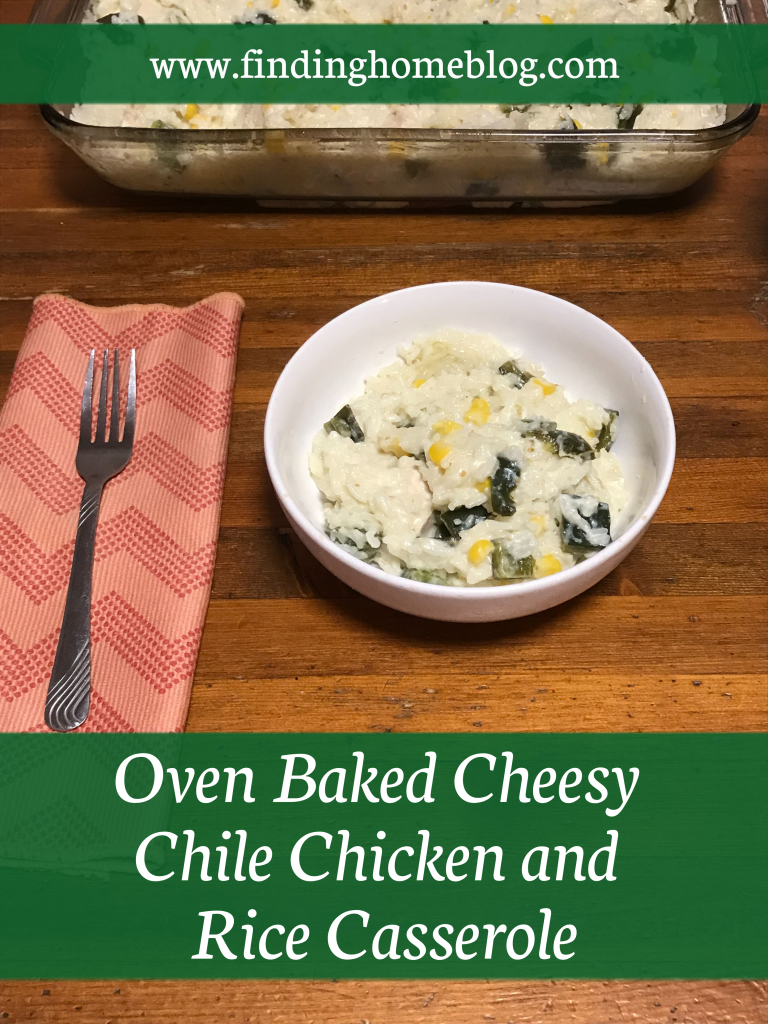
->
[535,554,562,577]
[272,0,279,6]
[532,377,557,396]
[184,103,199,121]
[529,513,546,531]
[539,14,554,23]
[474,477,491,493]
[429,441,452,467]
[433,419,462,436]
[464,397,491,425]
[469,539,494,565]
[572,119,583,130]
[595,141,611,167]
[412,378,426,388]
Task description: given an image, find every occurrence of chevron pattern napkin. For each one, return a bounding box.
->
[0,293,244,732]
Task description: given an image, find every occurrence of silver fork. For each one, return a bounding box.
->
[45,349,136,733]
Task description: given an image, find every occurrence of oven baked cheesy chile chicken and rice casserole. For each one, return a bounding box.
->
[77,0,724,132]
[309,331,627,588]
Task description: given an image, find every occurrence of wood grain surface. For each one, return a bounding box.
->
[0,49,767,1023]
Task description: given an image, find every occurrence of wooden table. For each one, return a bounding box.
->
[1,37,767,1021]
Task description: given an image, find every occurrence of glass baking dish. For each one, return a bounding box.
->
[33,0,764,206]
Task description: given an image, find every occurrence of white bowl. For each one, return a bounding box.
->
[264,282,675,622]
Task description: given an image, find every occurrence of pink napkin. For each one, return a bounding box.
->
[0,293,244,731]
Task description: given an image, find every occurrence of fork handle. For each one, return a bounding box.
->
[45,481,103,732]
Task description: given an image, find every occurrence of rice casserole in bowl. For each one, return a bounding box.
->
[310,330,626,588]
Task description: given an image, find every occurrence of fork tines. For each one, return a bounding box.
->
[81,348,136,447]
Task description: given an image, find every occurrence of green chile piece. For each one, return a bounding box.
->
[522,419,595,461]
[490,455,521,517]
[491,544,535,581]
[153,134,185,173]
[560,495,611,555]
[97,12,145,21]
[434,505,490,542]
[596,409,619,451]
[618,104,642,129]
[327,529,380,563]
[404,567,452,586]
[498,359,532,388]
[324,405,364,443]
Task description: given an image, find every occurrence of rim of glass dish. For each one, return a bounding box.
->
[41,101,761,143]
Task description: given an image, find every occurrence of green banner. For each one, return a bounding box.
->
[0,733,765,979]
[1,24,767,105]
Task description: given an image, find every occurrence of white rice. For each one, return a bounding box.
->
[74,0,725,132]
[309,329,627,587]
